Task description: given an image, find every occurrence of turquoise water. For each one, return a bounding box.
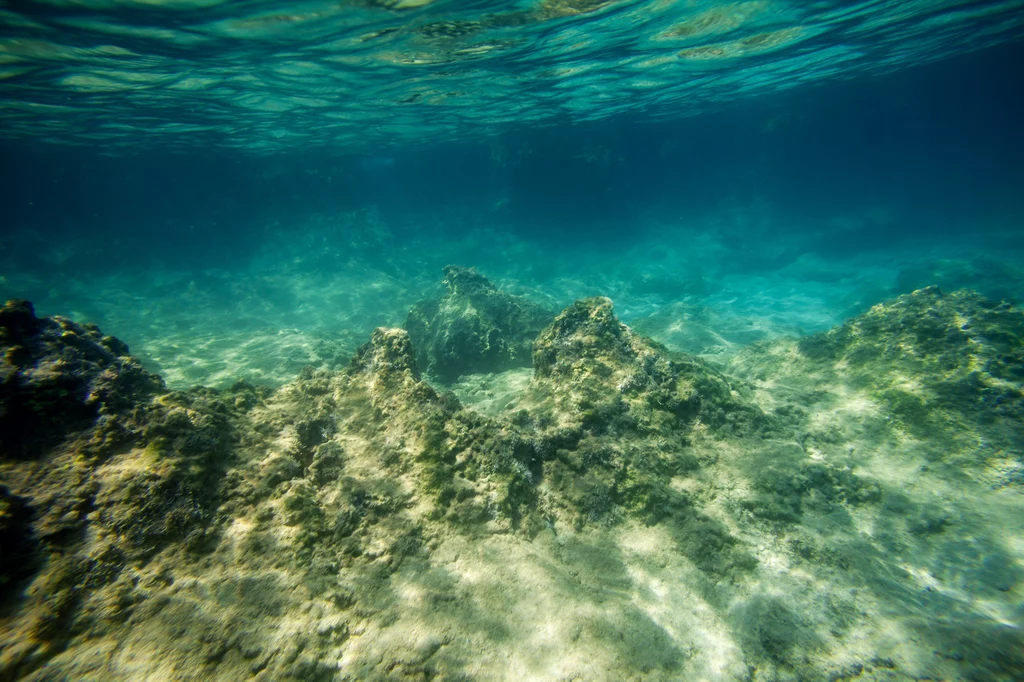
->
[1,0,1023,152]
[1,1,1023,385]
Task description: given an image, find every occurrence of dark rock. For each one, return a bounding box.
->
[0,299,40,338]
[0,299,165,459]
[405,266,554,382]
[0,485,37,595]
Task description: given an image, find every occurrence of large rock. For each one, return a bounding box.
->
[730,287,1024,452]
[532,296,766,437]
[0,302,256,679]
[795,286,1023,421]
[523,297,767,556]
[404,265,554,382]
[0,299,165,459]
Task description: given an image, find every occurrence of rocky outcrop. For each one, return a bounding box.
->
[0,299,164,460]
[734,287,1024,460]
[0,300,258,680]
[796,286,1023,423]
[2,287,1022,682]
[521,297,765,577]
[726,287,1024,680]
[531,296,765,437]
[404,266,554,382]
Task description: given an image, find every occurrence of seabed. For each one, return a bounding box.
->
[2,262,1022,681]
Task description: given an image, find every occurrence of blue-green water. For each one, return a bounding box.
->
[3,17,1024,387]
[1,0,1023,151]
[1,2,1023,384]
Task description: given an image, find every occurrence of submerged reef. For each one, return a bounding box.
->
[405,265,554,382]
[1,280,1022,682]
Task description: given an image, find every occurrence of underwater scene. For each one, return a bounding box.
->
[2,0,1024,680]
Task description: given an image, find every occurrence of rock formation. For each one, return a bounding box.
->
[404,265,553,382]
[1,282,1021,682]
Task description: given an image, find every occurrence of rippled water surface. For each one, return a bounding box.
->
[2,0,1023,152]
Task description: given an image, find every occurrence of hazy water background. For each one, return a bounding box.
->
[1,0,1023,387]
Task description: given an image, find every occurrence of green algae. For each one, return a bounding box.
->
[789,286,1024,468]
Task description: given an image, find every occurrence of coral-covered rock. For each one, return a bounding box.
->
[0,299,165,459]
[405,266,553,382]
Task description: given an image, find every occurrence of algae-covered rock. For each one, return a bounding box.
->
[0,305,261,678]
[3,287,1023,682]
[799,286,1021,372]
[0,299,165,459]
[404,265,554,382]
[522,297,764,579]
[779,287,1024,462]
[531,296,765,437]
[725,286,1024,679]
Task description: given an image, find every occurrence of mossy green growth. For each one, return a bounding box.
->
[352,296,763,542]
[9,285,1024,681]
[799,287,1023,416]
[793,287,1024,455]
[744,454,881,524]
[531,297,766,437]
[299,326,541,532]
[525,297,766,524]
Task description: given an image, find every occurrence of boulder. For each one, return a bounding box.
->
[405,266,553,382]
[0,299,164,459]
